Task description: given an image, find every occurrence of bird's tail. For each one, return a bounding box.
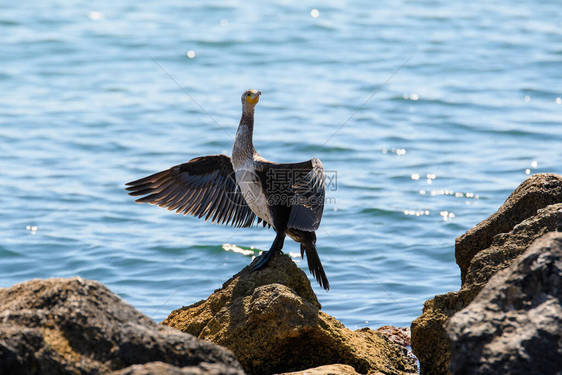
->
[301,241,330,291]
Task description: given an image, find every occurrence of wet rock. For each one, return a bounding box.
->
[0,277,244,375]
[278,364,360,375]
[411,173,562,375]
[447,232,562,374]
[456,173,562,283]
[163,253,417,375]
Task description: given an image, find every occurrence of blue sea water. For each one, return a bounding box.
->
[1,1,561,328]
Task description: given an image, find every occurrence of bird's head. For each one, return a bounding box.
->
[241,89,261,110]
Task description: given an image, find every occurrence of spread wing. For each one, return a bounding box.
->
[261,157,325,231]
[125,154,257,228]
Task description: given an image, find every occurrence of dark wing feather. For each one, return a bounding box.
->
[125,154,257,228]
[261,157,325,231]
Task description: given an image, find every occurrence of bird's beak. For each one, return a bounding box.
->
[247,90,261,105]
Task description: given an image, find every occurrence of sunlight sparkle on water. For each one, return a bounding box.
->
[440,211,456,221]
[26,225,38,234]
[404,209,430,216]
[187,50,196,59]
[556,97,561,104]
[381,148,406,155]
[424,190,479,199]
[310,9,320,18]
[87,11,104,21]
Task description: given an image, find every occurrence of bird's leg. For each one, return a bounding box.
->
[251,231,286,272]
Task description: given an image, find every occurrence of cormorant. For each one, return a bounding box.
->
[126,89,329,290]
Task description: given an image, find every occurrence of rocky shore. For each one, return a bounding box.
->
[412,173,562,374]
[1,173,561,374]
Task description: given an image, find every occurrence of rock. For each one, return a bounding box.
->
[413,204,562,375]
[456,173,562,283]
[464,203,562,295]
[411,173,562,375]
[163,253,417,375]
[375,326,411,348]
[375,326,417,368]
[278,364,361,375]
[0,277,245,375]
[447,232,562,374]
[113,361,245,375]
[410,295,456,375]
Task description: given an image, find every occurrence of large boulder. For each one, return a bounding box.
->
[411,174,562,375]
[163,253,417,375]
[0,277,245,375]
[456,173,562,282]
[447,232,562,374]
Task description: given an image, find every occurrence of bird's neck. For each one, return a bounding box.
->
[233,110,256,166]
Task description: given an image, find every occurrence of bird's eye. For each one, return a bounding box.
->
[247,93,251,96]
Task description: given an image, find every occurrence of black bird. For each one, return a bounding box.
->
[126,89,329,290]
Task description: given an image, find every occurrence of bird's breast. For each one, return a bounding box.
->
[234,161,273,226]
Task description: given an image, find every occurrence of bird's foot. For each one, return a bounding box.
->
[251,249,276,272]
